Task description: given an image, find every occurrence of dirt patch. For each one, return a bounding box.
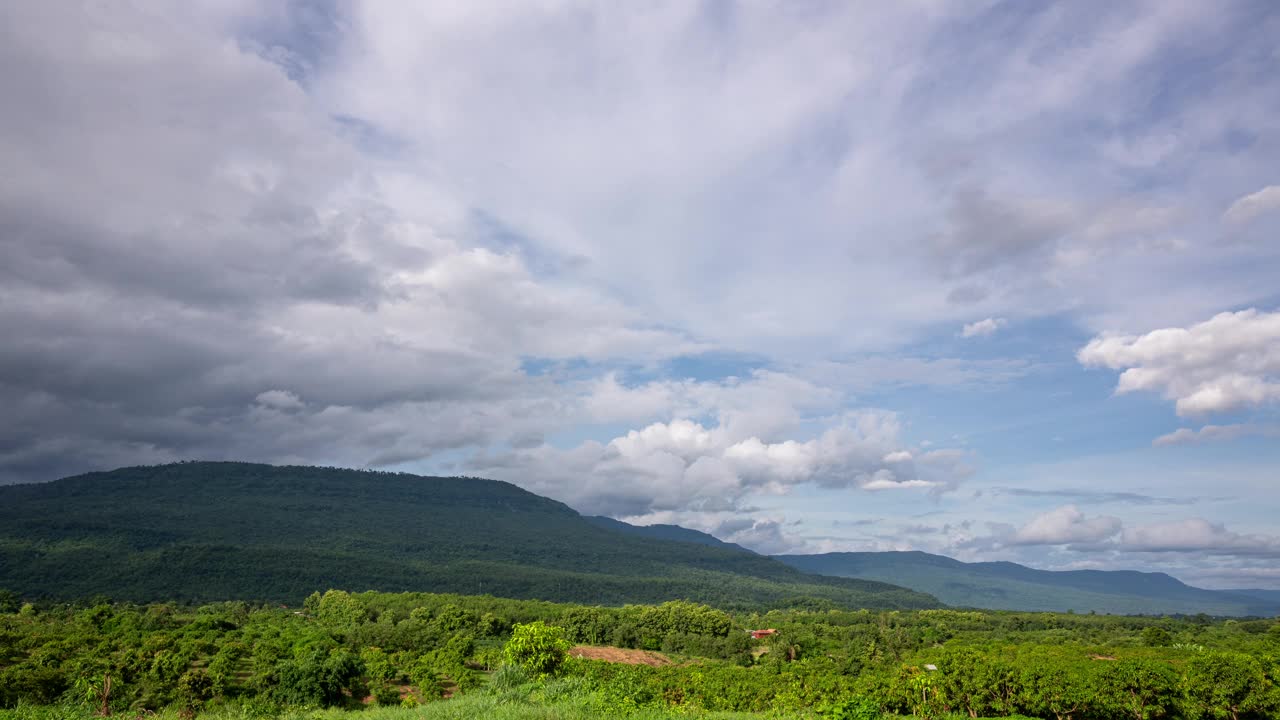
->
[571,645,673,666]
[1089,654,1118,661]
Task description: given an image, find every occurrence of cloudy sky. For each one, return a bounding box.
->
[3,1,1279,588]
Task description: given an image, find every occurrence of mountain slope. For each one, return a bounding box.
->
[0,462,936,610]
[584,515,751,553]
[775,551,1280,616]
[1225,589,1280,605]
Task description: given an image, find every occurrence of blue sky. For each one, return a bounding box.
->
[1,1,1278,588]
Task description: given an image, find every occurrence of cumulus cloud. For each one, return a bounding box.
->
[1153,423,1280,447]
[1224,185,1280,225]
[1009,505,1122,546]
[1078,309,1280,415]
[961,317,1007,338]
[711,517,806,555]
[467,408,968,517]
[962,508,1280,567]
[1120,519,1280,556]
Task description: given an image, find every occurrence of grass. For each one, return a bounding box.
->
[0,677,1037,720]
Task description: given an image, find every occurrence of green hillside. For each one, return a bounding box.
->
[584,515,751,553]
[775,551,1280,616]
[1226,588,1280,605]
[0,462,935,610]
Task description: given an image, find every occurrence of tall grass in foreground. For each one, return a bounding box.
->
[0,672,1034,720]
[0,676,814,720]
[0,694,1033,720]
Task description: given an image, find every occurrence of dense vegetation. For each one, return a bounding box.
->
[1,588,1277,719]
[777,551,1280,617]
[0,462,933,611]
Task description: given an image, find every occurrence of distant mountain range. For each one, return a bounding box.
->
[775,550,1280,617]
[0,462,932,611]
[6,461,1271,616]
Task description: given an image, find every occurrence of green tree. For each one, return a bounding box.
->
[176,669,215,713]
[1143,626,1174,647]
[274,648,365,707]
[934,647,1013,718]
[1183,652,1271,720]
[1099,658,1179,720]
[503,621,571,677]
[1018,658,1092,720]
[316,590,367,627]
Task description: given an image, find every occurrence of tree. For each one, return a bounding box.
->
[1143,626,1173,647]
[1183,652,1270,720]
[1099,659,1179,720]
[502,621,571,677]
[274,648,365,707]
[316,590,368,627]
[176,669,215,714]
[1018,658,1092,720]
[934,647,1013,718]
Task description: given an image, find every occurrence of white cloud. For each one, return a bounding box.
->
[961,317,1007,338]
[467,408,963,517]
[254,390,304,411]
[1120,518,1280,556]
[1224,185,1280,225]
[1153,423,1280,447]
[1078,308,1280,415]
[1010,505,1122,546]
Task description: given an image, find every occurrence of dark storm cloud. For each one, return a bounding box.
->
[0,3,545,484]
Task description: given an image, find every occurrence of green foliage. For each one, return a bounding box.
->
[371,682,401,706]
[1144,626,1175,646]
[822,695,882,720]
[176,668,215,712]
[503,622,571,677]
[1099,658,1181,720]
[1182,651,1272,720]
[2,587,1280,718]
[489,663,531,693]
[273,648,365,707]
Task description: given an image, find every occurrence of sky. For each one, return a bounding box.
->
[2,1,1279,588]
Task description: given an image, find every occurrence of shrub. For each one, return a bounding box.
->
[502,621,571,677]
[823,695,883,720]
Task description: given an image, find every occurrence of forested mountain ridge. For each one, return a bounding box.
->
[775,550,1280,616]
[584,515,751,553]
[0,461,935,610]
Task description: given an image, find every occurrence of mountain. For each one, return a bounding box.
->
[585,515,751,553]
[775,551,1280,617]
[1225,589,1280,605]
[0,462,936,611]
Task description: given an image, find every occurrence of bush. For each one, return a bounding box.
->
[372,681,402,706]
[823,695,883,720]
[502,621,571,677]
